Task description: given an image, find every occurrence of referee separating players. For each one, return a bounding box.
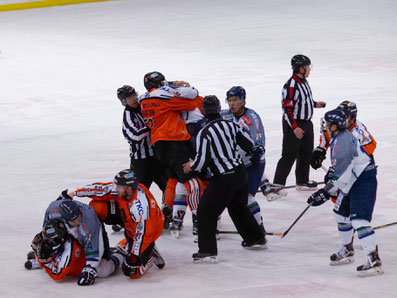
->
[183,95,266,263]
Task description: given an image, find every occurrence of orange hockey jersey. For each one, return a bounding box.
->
[139,85,202,144]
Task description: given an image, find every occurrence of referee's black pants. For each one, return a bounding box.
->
[273,119,314,185]
[197,165,264,255]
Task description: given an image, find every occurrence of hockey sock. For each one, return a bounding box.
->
[352,219,377,254]
[184,177,204,215]
[173,183,188,220]
[163,178,177,208]
[334,214,354,245]
[247,194,262,225]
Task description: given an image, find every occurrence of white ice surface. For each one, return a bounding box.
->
[0,0,396,297]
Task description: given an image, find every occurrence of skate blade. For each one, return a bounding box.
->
[330,256,355,266]
[357,266,384,277]
[295,186,318,191]
[266,191,287,202]
[243,244,268,250]
[193,256,218,264]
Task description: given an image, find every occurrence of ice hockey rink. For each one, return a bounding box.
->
[1,0,396,297]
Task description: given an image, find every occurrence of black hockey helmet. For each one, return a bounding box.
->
[291,54,311,72]
[42,219,69,255]
[202,95,221,116]
[324,108,347,130]
[113,169,139,190]
[59,200,81,222]
[226,86,246,100]
[337,100,358,120]
[117,85,136,101]
[43,220,69,243]
[143,71,166,91]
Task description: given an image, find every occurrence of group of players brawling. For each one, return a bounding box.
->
[26,55,383,285]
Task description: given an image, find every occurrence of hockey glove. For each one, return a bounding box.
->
[324,167,335,184]
[307,188,330,207]
[56,189,73,201]
[122,257,141,277]
[310,147,326,169]
[37,239,55,264]
[31,232,43,254]
[250,145,265,166]
[77,265,97,286]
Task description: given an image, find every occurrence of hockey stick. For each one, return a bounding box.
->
[218,230,282,236]
[372,221,397,231]
[281,203,313,239]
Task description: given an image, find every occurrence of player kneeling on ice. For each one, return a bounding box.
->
[113,169,165,278]
[307,108,383,277]
[183,96,267,263]
[27,200,124,285]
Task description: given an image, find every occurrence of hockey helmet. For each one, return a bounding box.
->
[59,200,81,222]
[226,86,246,100]
[113,169,139,190]
[324,108,347,130]
[291,54,311,72]
[143,71,166,91]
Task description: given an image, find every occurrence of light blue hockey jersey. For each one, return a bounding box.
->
[43,200,102,268]
[221,107,265,166]
[329,129,374,195]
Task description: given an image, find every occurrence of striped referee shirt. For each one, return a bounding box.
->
[122,106,153,159]
[189,118,254,176]
[281,74,317,129]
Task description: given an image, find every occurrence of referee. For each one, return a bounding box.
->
[117,85,168,192]
[183,95,266,263]
[273,54,326,190]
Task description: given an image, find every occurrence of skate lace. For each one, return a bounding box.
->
[336,246,349,258]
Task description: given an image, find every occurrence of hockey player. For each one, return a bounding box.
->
[113,169,165,278]
[311,100,376,169]
[221,86,266,229]
[27,219,122,284]
[307,109,383,277]
[41,200,124,285]
[117,85,172,229]
[139,71,205,237]
[183,96,266,263]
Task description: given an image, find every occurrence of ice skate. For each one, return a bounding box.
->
[295,180,318,191]
[152,245,165,269]
[192,252,218,264]
[260,181,287,201]
[330,242,355,266]
[357,246,384,277]
[169,219,183,238]
[242,238,267,250]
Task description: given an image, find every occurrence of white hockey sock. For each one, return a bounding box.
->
[334,213,354,245]
[173,182,188,220]
[247,194,262,225]
[352,219,377,254]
